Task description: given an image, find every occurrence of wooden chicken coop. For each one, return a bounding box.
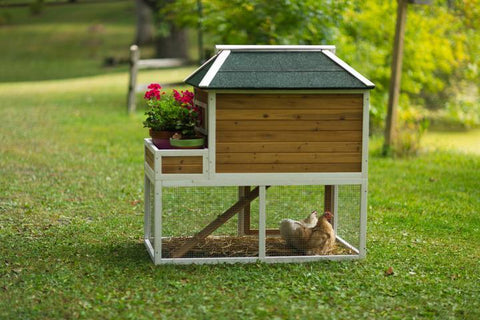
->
[144,45,374,264]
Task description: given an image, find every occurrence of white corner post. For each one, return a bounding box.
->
[359,90,370,259]
[144,175,151,243]
[258,186,267,260]
[332,186,339,234]
[359,182,368,259]
[153,182,163,264]
[207,91,216,179]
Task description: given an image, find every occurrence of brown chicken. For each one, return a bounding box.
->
[279,210,318,248]
[279,211,335,255]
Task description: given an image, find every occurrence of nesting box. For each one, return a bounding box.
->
[144,45,374,264]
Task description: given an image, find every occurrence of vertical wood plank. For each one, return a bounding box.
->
[324,185,333,213]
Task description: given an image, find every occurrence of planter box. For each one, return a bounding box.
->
[144,139,208,180]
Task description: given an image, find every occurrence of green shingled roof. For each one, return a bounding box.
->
[184,47,375,90]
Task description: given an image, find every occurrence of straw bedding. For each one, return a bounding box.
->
[162,236,355,258]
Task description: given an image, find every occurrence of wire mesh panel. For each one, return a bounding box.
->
[265,185,361,257]
[336,185,361,250]
[160,186,259,259]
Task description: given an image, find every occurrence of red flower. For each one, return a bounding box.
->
[173,89,194,107]
[147,83,162,90]
[144,89,161,100]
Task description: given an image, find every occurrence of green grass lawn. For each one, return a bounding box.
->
[0,0,136,82]
[1,3,479,318]
[1,70,479,319]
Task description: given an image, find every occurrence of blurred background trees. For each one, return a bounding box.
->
[1,0,477,154]
[143,0,478,143]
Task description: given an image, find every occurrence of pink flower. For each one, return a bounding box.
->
[144,89,161,100]
[173,89,181,102]
[147,83,162,90]
[173,89,194,107]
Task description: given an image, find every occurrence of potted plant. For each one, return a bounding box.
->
[143,84,204,149]
[169,89,205,149]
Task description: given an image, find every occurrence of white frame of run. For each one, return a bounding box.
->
[143,90,370,265]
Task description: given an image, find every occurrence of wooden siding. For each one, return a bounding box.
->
[194,88,208,104]
[145,146,154,171]
[162,156,203,174]
[216,94,363,173]
[194,88,208,134]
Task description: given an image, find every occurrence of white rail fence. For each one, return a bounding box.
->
[127,45,187,113]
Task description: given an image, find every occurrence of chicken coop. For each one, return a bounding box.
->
[144,45,374,264]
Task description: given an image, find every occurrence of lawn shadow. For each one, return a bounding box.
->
[68,239,153,270]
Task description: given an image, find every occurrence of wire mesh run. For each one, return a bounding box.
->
[148,184,362,260]
[160,186,259,259]
[266,185,360,257]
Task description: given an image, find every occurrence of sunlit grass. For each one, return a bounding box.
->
[1,70,479,318]
[0,1,135,82]
[423,129,480,155]
[0,3,479,316]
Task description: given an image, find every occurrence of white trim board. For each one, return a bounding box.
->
[322,50,375,88]
[213,89,367,94]
[184,52,220,83]
[159,174,364,187]
[215,45,336,53]
[199,50,231,88]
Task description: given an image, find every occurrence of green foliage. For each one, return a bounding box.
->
[143,95,186,131]
[165,0,348,45]
[143,94,198,137]
[165,0,479,130]
[335,0,479,128]
[29,0,45,15]
[396,107,430,157]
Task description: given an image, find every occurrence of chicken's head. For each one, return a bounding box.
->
[324,211,333,222]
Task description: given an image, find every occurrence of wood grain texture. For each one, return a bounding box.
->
[145,147,154,170]
[216,142,362,153]
[217,152,361,164]
[217,109,363,121]
[217,120,362,131]
[194,88,209,103]
[162,165,203,174]
[216,131,362,142]
[216,163,361,173]
[161,156,203,174]
[162,156,203,165]
[215,93,364,174]
[216,94,363,109]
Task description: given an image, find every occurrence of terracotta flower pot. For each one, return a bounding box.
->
[170,137,205,149]
[149,129,174,149]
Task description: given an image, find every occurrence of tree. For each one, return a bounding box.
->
[134,0,155,45]
[164,0,479,130]
[136,0,189,59]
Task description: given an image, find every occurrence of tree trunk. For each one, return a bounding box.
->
[134,0,154,45]
[154,24,188,59]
